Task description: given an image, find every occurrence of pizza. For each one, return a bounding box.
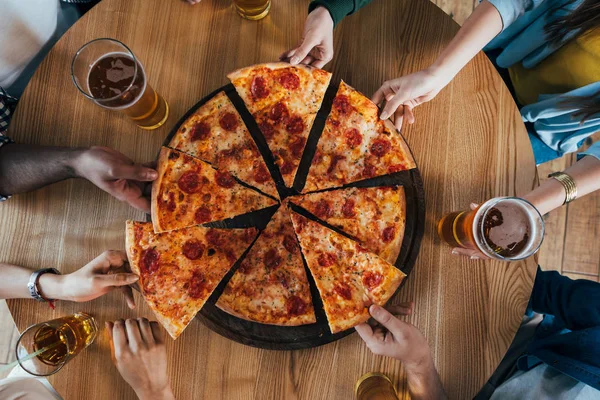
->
[290,212,406,334]
[217,203,315,326]
[168,91,278,199]
[125,221,257,339]
[151,146,277,233]
[303,81,416,193]
[228,63,332,188]
[290,186,406,264]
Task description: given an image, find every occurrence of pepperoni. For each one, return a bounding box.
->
[187,270,206,299]
[182,240,205,260]
[206,230,224,247]
[141,249,160,275]
[283,234,298,253]
[388,164,405,174]
[330,119,340,128]
[327,154,345,174]
[225,250,238,264]
[342,198,356,218]
[333,94,353,114]
[251,76,269,99]
[259,121,275,140]
[370,139,391,157]
[363,163,377,178]
[286,295,307,316]
[195,206,211,224]
[280,160,295,175]
[344,128,363,148]
[253,163,271,183]
[363,271,384,291]
[264,249,282,270]
[289,137,306,159]
[190,121,211,141]
[334,283,352,300]
[215,171,235,188]
[318,252,336,267]
[178,171,202,194]
[166,192,176,212]
[382,226,396,243]
[219,112,239,131]
[238,262,251,275]
[294,216,308,234]
[285,115,305,134]
[269,102,289,123]
[278,71,300,90]
[314,199,333,218]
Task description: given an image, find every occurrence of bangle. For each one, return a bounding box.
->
[548,172,577,205]
[28,268,61,309]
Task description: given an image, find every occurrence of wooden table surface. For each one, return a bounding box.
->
[2,0,538,398]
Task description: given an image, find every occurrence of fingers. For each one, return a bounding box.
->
[371,83,395,108]
[387,301,414,316]
[300,55,315,66]
[393,106,404,131]
[288,37,319,65]
[137,318,155,346]
[125,319,144,351]
[404,105,415,124]
[111,163,158,182]
[121,285,136,309]
[355,322,375,342]
[312,59,328,69]
[95,272,139,287]
[90,250,128,273]
[110,320,128,357]
[381,92,410,120]
[369,304,406,337]
[150,321,165,344]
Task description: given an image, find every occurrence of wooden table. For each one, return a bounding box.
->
[2,0,538,398]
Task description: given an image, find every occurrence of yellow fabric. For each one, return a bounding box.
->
[509,29,600,106]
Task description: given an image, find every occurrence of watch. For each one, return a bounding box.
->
[27,268,61,302]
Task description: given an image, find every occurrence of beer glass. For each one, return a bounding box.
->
[437,197,544,261]
[15,313,98,376]
[355,373,399,400]
[233,0,271,20]
[71,38,169,130]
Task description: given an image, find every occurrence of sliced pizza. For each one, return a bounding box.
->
[168,91,278,199]
[290,212,406,334]
[217,204,315,326]
[151,147,277,233]
[228,62,332,188]
[125,220,257,339]
[303,81,416,193]
[290,186,406,264]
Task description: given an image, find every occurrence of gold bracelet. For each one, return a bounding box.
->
[548,172,578,205]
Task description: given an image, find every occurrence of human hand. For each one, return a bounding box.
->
[371,67,451,130]
[106,319,175,400]
[450,203,489,260]
[40,251,138,308]
[279,6,334,68]
[183,0,201,4]
[71,146,157,213]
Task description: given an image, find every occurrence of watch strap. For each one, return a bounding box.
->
[28,268,61,302]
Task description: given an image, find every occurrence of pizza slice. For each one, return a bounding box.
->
[303,81,416,193]
[125,221,258,339]
[168,91,278,199]
[151,147,277,233]
[228,62,332,187]
[217,204,315,326]
[290,186,406,264]
[290,212,406,334]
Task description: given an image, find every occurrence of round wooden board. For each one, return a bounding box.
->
[155,81,426,349]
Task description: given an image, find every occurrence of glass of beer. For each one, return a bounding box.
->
[232,0,271,20]
[437,197,545,261]
[355,372,399,400]
[71,38,169,130]
[15,313,98,376]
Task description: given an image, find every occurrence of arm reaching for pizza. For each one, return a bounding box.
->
[0,250,138,309]
[356,303,448,400]
[0,144,157,213]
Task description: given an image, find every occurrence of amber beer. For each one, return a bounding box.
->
[233,0,271,20]
[437,197,545,261]
[16,313,98,376]
[355,373,399,400]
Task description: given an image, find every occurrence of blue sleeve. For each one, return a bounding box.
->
[580,141,600,161]
[486,0,536,30]
[531,267,600,330]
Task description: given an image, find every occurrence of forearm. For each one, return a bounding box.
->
[522,155,600,215]
[0,144,85,196]
[406,357,448,400]
[0,262,66,301]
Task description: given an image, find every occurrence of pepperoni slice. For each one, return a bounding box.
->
[182,239,205,260]
[237,262,251,275]
[370,139,391,157]
[289,137,306,159]
[251,76,269,99]
[327,154,345,174]
[286,295,307,316]
[342,198,356,218]
[141,249,160,275]
[333,94,353,114]
[264,248,282,270]
[344,128,363,148]
[219,112,239,131]
[166,192,176,212]
[285,115,305,134]
[318,252,336,267]
[269,102,289,123]
[253,163,271,183]
[215,171,236,188]
[362,271,384,291]
[206,230,224,247]
[187,270,206,299]
[382,226,396,243]
[294,216,308,233]
[388,164,405,174]
[278,71,300,90]
[195,206,211,224]
[330,118,340,128]
[190,121,211,141]
[334,282,352,300]
[283,234,298,253]
[178,171,202,194]
[259,121,275,140]
[314,199,333,218]
[363,163,377,178]
[280,160,295,175]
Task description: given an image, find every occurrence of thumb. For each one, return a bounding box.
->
[289,37,319,65]
[369,304,405,336]
[96,273,139,287]
[114,164,158,182]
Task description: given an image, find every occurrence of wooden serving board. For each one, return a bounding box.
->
[152,82,426,350]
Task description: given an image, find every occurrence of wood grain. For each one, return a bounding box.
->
[2,0,537,398]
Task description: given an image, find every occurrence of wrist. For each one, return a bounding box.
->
[67,147,93,179]
[37,273,67,301]
[136,385,174,400]
[312,6,334,29]
[426,63,455,87]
